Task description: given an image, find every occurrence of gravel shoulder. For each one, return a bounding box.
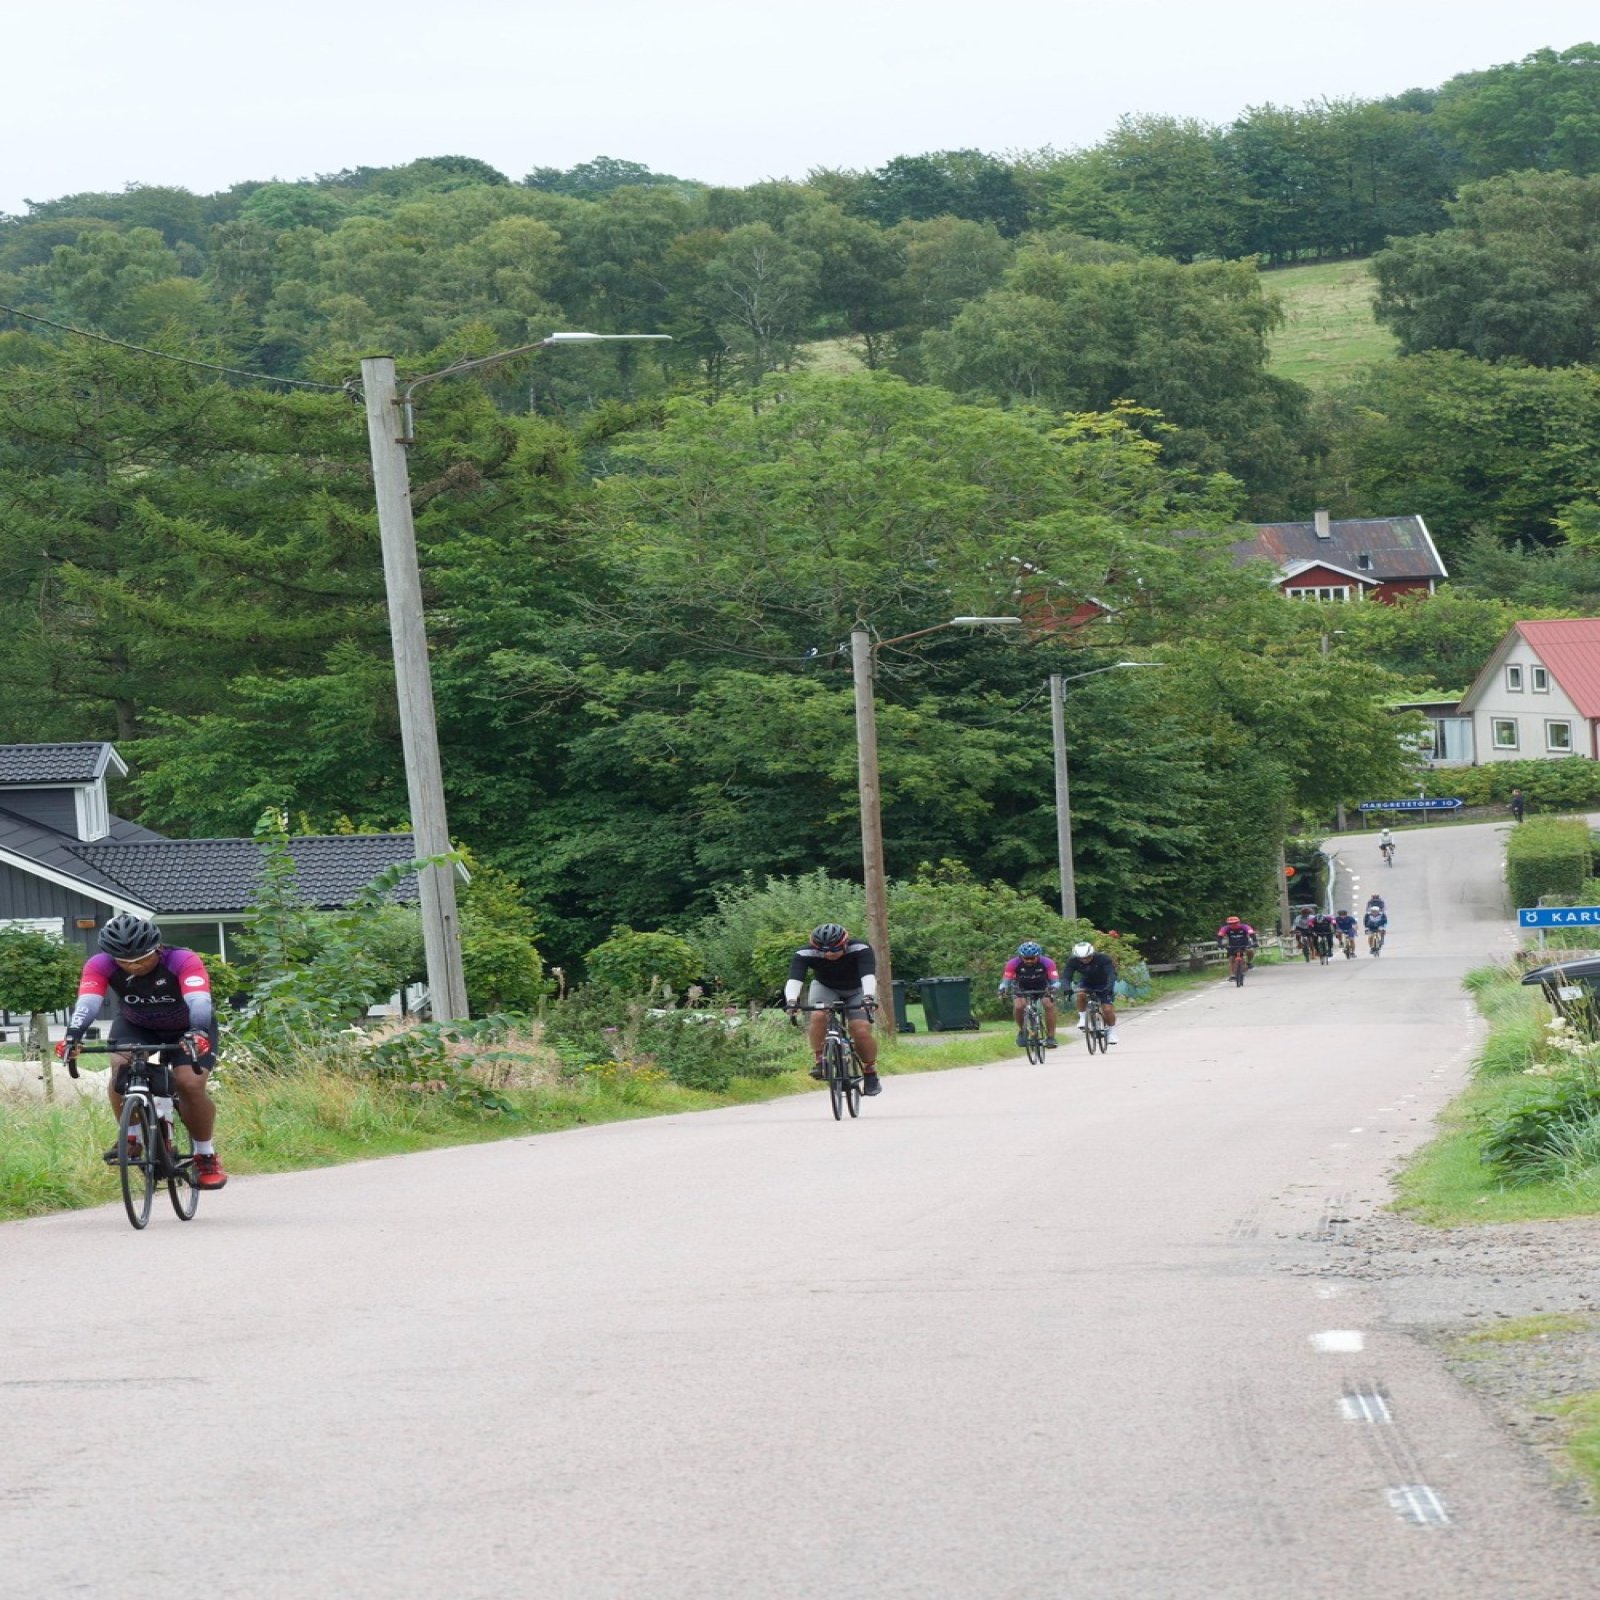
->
[1323,1208,1600,1511]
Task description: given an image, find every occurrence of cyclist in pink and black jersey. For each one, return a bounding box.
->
[999,942,1061,1049]
[57,913,228,1189]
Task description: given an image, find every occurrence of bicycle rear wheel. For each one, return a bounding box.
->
[1084,1005,1106,1054]
[825,1037,846,1120]
[163,1118,199,1221]
[119,1097,155,1230]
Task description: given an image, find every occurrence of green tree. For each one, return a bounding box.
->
[0,929,81,1084]
[1433,43,1600,178]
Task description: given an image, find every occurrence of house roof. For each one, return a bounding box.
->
[1232,516,1448,584]
[0,805,153,906]
[1278,559,1379,587]
[0,742,127,785]
[72,835,426,914]
[1515,619,1600,718]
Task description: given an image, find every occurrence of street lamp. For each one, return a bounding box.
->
[360,332,671,1020]
[1049,661,1164,921]
[851,616,1023,1037]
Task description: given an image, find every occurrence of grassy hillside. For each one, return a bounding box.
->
[1263,258,1398,388]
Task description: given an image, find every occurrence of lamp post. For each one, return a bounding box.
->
[1050,662,1164,921]
[361,332,670,1021]
[852,616,1022,1037]
[1320,629,1349,831]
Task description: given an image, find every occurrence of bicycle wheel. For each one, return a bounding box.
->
[825,1037,846,1120]
[1084,1005,1106,1054]
[118,1097,155,1230]
[844,1052,862,1118]
[1233,955,1246,987]
[1024,1003,1046,1064]
[163,1118,199,1221]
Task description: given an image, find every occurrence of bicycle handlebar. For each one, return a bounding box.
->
[60,1039,204,1079]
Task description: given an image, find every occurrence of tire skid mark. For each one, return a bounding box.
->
[1340,1375,1453,1527]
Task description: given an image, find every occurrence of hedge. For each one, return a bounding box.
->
[1505,816,1594,910]
[1422,757,1600,814]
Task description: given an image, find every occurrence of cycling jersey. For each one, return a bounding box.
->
[784,941,878,1005]
[68,947,216,1042]
[1364,911,1387,930]
[1062,952,1117,994]
[1217,923,1257,950]
[1001,955,1060,993]
[1335,915,1358,936]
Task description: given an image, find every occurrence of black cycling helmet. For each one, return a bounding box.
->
[99,913,161,960]
[810,923,850,951]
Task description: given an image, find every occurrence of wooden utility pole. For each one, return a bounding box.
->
[851,625,895,1038]
[1050,673,1077,920]
[360,356,470,1023]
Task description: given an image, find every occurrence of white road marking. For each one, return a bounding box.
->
[1311,1330,1366,1352]
[1387,1484,1450,1526]
[1340,1389,1393,1423]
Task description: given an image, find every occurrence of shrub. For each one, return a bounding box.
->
[1505,816,1592,910]
[1423,758,1600,814]
[584,927,702,998]
[693,871,865,1001]
[1480,1076,1600,1185]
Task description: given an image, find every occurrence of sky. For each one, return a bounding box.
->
[4,0,1598,214]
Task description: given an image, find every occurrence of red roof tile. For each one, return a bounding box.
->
[1518,620,1600,718]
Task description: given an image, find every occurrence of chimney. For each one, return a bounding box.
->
[1313,509,1331,540]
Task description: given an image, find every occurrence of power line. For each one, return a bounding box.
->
[0,301,347,392]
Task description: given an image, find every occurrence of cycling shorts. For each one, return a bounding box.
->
[804,981,874,1019]
[1074,983,1115,1004]
[109,1018,216,1075]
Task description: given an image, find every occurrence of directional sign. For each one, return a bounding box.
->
[1519,907,1600,928]
[1358,798,1464,812]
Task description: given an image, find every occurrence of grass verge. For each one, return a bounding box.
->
[1393,962,1600,1224]
[1263,258,1396,389]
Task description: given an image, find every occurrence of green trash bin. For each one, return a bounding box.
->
[891,978,915,1034]
[918,975,978,1032]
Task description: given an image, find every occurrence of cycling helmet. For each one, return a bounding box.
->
[1225,915,1241,925]
[99,913,161,959]
[1071,941,1094,959]
[810,923,850,952]
[1017,941,1043,959]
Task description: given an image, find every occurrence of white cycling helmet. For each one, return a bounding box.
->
[1071,941,1094,959]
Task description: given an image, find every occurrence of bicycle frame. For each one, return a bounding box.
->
[794,1002,869,1119]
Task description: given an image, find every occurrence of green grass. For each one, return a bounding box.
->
[1455,1312,1594,1350]
[1263,259,1397,389]
[1556,1391,1600,1502]
[1394,963,1600,1223]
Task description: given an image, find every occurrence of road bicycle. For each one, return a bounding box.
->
[1295,928,1316,963]
[1340,932,1357,960]
[70,1042,200,1229]
[1367,926,1386,957]
[1316,929,1334,966]
[793,1002,872,1120]
[1225,945,1251,986]
[1019,991,1049,1065]
[1381,841,1395,867]
[1079,991,1110,1052]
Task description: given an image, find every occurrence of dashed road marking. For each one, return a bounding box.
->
[1311,1330,1366,1352]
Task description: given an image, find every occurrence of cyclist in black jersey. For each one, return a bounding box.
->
[783,923,881,1095]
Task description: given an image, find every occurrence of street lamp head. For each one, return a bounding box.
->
[950,616,1024,627]
[542,331,674,344]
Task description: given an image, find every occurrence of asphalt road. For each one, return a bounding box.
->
[6,819,1597,1598]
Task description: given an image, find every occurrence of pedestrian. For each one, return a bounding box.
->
[1510,787,1526,824]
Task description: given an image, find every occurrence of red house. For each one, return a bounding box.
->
[1230,511,1447,604]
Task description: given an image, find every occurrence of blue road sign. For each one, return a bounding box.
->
[1358,798,1464,812]
[1519,907,1600,928]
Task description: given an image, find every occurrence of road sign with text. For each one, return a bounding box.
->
[1519,907,1600,928]
[1358,798,1463,812]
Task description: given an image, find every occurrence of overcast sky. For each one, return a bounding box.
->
[4,1,1597,214]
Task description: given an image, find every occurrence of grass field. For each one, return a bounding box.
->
[1262,258,1397,389]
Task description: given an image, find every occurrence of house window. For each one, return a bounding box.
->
[1285,586,1350,602]
[1547,721,1573,752]
[1493,719,1520,749]
[1356,553,1373,571]
[1532,666,1550,693]
[1505,665,1524,692]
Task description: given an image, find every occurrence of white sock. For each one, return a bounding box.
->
[1107,1027,1119,1042]
[194,1140,215,1155]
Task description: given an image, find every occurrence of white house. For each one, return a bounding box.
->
[1455,620,1600,763]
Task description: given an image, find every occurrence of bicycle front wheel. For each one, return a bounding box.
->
[164,1118,199,1221]
[825,1038,846,1120]
[119,1097,155,1230]
[845,1056,862,1118]
[1025,1006,1046,1064]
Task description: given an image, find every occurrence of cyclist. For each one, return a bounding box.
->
[1216,915,1258,973]
[56,914,228,1189]
[999,941,1061,1049]
[1310,909,1338,960]
[1291,907,1317,960]
[1334,908,1359,956]
[1379,827,1395,864]
[1366,892,1386,917]
[1363,901,1388,948]
[784,923,881,1095]
[1062,938,1119,1045]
